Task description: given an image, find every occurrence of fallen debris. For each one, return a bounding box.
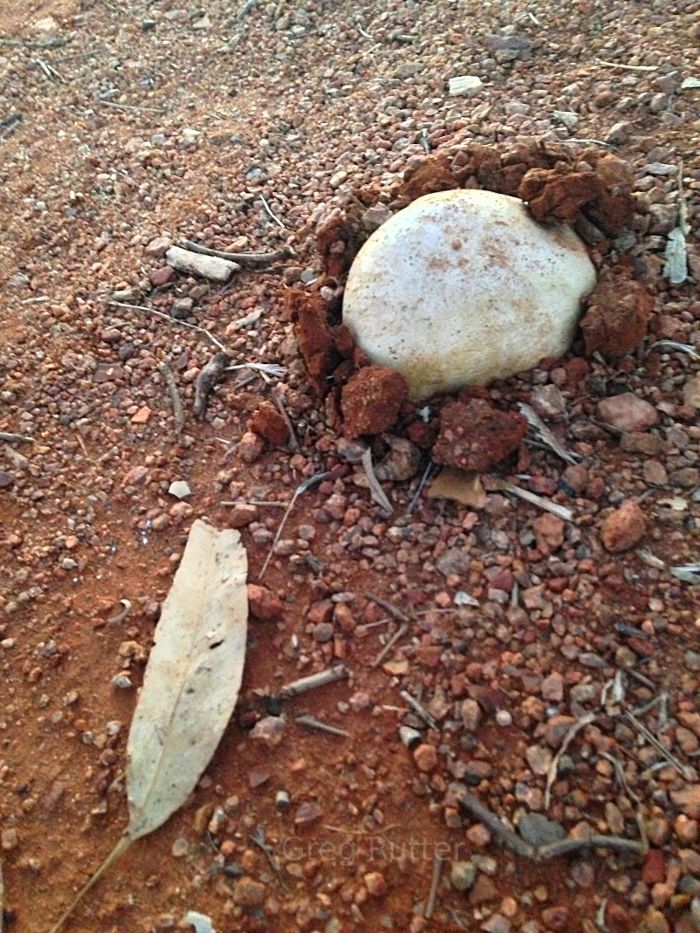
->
[193,352,231,420]
[166,245,239,282]
[260,471,332,577]
[179,238,293,266]
[458,792,644,861]
[664,162,689,286]
[48,520,248,932]
[361,445,393,514]
[427,468,487,507]
[158,360,185,434]
[518,403,580,465]
[295,715,350,738]
[494,479,574,522]
[279,664,349,699]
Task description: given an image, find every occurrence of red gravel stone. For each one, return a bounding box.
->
[600,501,647,552]
[642,849,667,885]
[413,743,438,772]
[597,393,658,432]
[247,584,283,621]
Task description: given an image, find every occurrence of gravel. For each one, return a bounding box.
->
[1,0,699,931]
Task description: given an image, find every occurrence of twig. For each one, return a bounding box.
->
[365,593,410,623]
[270,386,299,451]
[459,793,644,861]
[425,853,444,920]
[649,340,699,361]
[106,599,132,625]
[0,856,4,933]
[361,446,393,514]
[96,98,165,114]
[280,665,348,699]
[260,471,331,577]
[296,715,350,738]
[0,36,70,49]
[249,828,289,892]
[357,24,374,40]
[158,361,185,434]
[625,709,694,780]
[371,622,409,669]
[595,59,657,71]
[237,0,258,19]
[518,403,580,465]
[0,431,34,444]
[259,194,286,229]
[568,137,616,149]
[538,836,644,859]
[399,690,438,731]
[33,57,64,82]
[406,460,433,514]
[179,239,294,265]
[0,112,22,141]
[458,793,535,858]
[107,300,229,353]
[545,712,596,809]
[494,479,574,522]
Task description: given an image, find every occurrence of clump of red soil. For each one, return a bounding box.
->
[580,266,654,357]
[432,399,528,472]
[249,401,290,447]
[340,365,410,438]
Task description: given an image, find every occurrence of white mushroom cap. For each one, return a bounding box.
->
[343,189,597,399]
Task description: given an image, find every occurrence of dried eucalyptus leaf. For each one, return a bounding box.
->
[127,520,248,839]
[49,520,248,932]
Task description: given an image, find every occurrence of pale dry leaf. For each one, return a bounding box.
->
[427,468,486,508]
[49,520,248,932]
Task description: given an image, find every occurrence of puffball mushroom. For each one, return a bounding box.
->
[342,189,597,400]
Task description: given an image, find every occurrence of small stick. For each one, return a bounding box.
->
[270,386,299,451]
[106,599,132,625]
[625,710,693,780]
[179,239,293,265]
[280,664,349,699]
[371,622,409,668]
[406,460,433,514]
[361,446,393,514]
[545,712,596,809]
[260,471,331,578]
[0,431,34,444]
[296,715,350,738]
[538,836,644,859]
[365,593,410,623]
[0,856,4,933]
[221,499,287,508]
[495,479,573,522]
[458,793,535,859]
[96,98,165,114]
[399,690,438,731]
[107,300,229,353]
[259,194,286,229]
[158,361,185,434]
[595,59,657,71]
[249,828,289,892]
[425,853,444,920]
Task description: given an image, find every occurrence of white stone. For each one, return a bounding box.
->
[448,75,483,97]
[166,246,239,282]
[168,480,191,500]
[342,189,597,399]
